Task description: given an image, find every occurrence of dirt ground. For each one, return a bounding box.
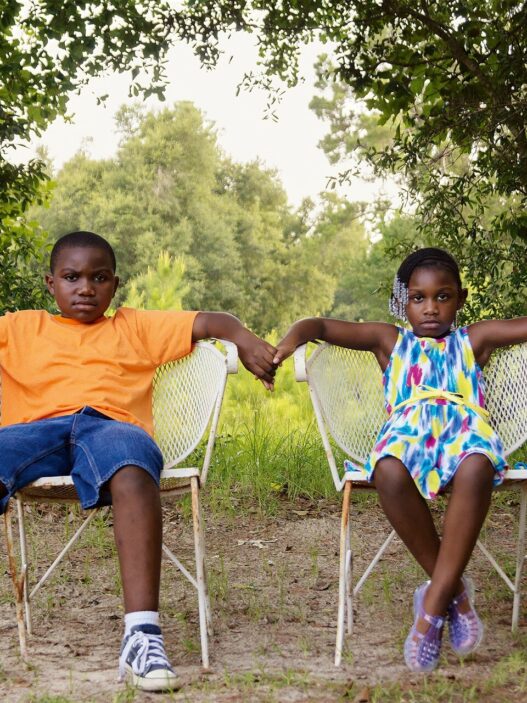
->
[1,496,526,702]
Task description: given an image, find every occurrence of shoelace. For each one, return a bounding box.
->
[118,631,173,681]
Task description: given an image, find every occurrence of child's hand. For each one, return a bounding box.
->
[272,339,298,367]
[237,332,278,390]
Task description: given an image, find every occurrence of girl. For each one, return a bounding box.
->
[274,247,527,673]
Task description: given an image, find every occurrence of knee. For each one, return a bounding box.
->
[453,454,494,492]
[374,457,412,497]
[108,466,157,501]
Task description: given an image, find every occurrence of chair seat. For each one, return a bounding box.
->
[342,471,527,496]
[17,467,201,503]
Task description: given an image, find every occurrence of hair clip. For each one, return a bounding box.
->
[389,274,408,322]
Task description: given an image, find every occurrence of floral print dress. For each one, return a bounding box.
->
[358,326,507,499]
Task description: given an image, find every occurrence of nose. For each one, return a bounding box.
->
[78,278,96,296]
[423,298,438,316]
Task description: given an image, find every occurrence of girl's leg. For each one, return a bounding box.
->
[423,453,494,617]
[108,465,162,612]
[375,457,441,576]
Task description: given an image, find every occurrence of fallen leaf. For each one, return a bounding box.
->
[354,686,370,703]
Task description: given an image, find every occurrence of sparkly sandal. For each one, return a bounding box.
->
[447,576,484,656]
[404,582,444,673]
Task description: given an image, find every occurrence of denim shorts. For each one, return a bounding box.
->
[0,407,164,515]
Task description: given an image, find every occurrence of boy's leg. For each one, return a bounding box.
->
[0,417,73,514]
[107,466,179,691]
[108,466,162,613]
[72,413,179,692]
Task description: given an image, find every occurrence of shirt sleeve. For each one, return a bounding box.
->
[122,308,199,366]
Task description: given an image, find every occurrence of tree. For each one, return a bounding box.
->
[170,1,527,318]
[1,1,174,309]
[31,102,343,334]
[124,252,189,310]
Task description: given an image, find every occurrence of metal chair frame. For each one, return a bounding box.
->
[3,339,238,669]
[294,341,527,666]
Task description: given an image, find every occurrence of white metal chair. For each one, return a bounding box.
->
[3,339,238,668]
[294,341,527,666]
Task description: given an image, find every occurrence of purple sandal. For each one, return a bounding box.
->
[404,582,444,673]
[447,576,484,656]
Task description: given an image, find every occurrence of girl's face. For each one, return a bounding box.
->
[405,266,467,338]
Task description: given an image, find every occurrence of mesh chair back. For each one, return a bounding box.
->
[152,342,227,467]
[484,343,527,455]
[307,341,527,467]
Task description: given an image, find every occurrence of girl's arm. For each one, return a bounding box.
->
[469,317,527,367]
[274,317,399,371]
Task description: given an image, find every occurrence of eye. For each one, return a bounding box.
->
[64,274,77,281]
[411,294,423,302]
[94,273,108,282]
[438,293,450,301]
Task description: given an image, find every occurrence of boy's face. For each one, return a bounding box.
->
[45,246,119,323]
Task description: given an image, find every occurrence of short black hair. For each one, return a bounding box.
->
[50,231,117,272]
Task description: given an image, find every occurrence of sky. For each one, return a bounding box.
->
[23,33,394,208]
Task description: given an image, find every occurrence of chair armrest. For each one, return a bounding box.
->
[293,344,308,382]
[214,339,238,374]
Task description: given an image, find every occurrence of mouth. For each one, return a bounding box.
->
[420,320,441,328]
[73,301,97,309]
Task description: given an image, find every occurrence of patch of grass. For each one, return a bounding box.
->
[482,650,527,695]
[207,554,229,605]
[112,685,138,703]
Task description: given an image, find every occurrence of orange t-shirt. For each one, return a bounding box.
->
[0,308,198,436]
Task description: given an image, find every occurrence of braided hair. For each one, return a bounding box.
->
[389,248,462,321]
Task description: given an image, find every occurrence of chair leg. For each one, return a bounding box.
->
[16,497,32,634]
[191,476,211,669]
[512,483,527,632]
[345,502,353,636]
[335,480,352,667]
[3,503,28,660]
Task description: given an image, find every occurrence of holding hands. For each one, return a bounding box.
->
[236,329,278,390]
[192,311,277,389]
[192,312,319,391]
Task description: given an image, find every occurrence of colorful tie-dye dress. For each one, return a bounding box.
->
[362,326,507,499]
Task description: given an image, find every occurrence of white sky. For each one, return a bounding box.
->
[23,34,395,208]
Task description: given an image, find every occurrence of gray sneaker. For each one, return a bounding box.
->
[118,624,179,692]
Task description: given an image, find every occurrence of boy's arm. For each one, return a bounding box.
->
[273,318,398,370]
[468,317,527,367]
[192,312,277,389]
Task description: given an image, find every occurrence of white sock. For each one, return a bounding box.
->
[124,610,160,637]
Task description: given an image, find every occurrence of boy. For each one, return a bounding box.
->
[0,231,277,691]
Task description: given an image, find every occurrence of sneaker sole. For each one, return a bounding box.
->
[124,665,181,692]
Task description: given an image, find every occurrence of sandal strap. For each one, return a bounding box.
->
[421,611,445,628]
[450,590,468,608]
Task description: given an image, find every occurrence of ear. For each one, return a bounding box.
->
[45,273,55,296]
[113,276,120,297]
[457,287,468,310]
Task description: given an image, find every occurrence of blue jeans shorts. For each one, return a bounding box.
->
[0,407,164,515]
